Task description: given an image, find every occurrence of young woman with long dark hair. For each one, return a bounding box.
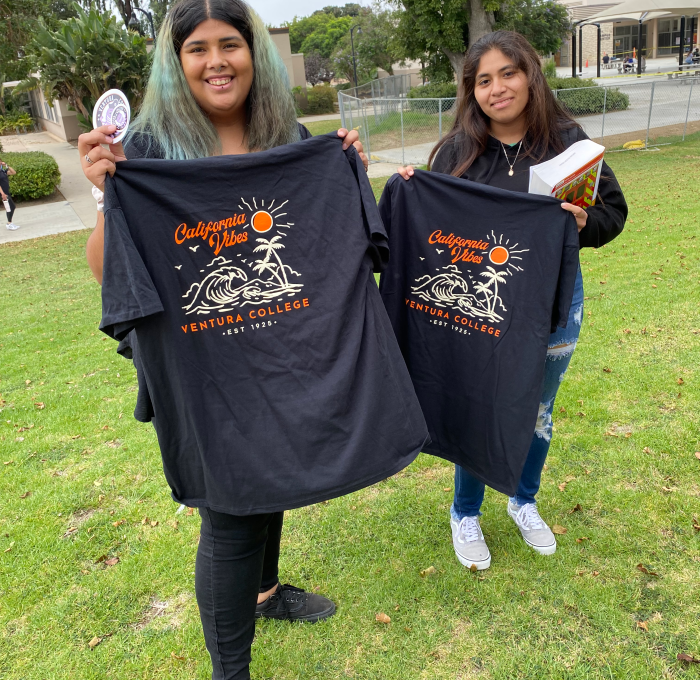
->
[399,30,627,570]
[78,1,367,677]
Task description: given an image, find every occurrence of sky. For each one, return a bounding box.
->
[249,0,365,27]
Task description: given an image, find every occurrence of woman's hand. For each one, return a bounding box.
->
[397,165,415,180]
[561,202,588,232]
[78,125,127,192]
[337,128,369,172]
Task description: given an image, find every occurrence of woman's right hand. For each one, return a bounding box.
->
[78,125,127,191]
[397,165,415,180]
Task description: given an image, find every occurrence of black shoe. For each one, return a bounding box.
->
[255,584,336,623]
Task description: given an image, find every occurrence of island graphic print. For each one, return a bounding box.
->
[179,197,303,316]
[412,230,529,324]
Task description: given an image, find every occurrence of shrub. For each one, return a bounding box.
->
[2,151,61,201]
[334,82,352,92]
[555,85,630,115]
[542,59,557,79]
[407,83,457,113]
[305,85,336,115]
[408,82,458,99]
[0,112,34,134]
[546,76,597,90]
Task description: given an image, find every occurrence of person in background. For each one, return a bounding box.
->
[397,30,627,571]
[684,50,693,65]
[602,51,610,65]
[0,159,19,230]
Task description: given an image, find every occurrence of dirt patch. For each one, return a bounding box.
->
[70,508,97,527]
[134,593,193,631]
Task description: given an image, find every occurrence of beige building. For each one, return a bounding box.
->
[269,28,307,90]
[555,0,699,66]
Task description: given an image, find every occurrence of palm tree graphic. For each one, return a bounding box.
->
[253,236,288,287]
[479,266,508,313]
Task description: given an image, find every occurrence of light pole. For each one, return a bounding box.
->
[350,24,361,89]
[128,7,156,42]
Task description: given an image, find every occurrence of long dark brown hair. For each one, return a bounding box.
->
[429,31,580,176]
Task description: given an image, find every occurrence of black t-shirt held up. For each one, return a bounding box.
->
[378,172,580,495]
[100,133,428,515]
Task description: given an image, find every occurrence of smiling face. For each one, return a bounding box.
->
[473,49,529,130]
[179,18,254,123]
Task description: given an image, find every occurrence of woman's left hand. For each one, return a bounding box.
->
[561,202,588,232]
[337,128,369,172]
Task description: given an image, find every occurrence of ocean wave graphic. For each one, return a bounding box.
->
[183,265,303,315]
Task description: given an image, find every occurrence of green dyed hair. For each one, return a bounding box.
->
[129,0,300,159]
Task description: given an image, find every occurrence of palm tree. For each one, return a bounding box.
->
[472,280,493,311]
[479,266,508,314]
[253,236,288,287]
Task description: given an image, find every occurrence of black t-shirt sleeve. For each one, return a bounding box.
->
[99,178,164,340]
[345,145,389,272]
[298,122,313,140]
[123,131,164,160]
[572,127,628,249]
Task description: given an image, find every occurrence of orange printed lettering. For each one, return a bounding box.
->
[285,302,291,312]
[191,323,198,332]
[226,315,234,324]
[495,329,500,337]
[249,310,256,319]
[181,325,188,333]
[258,308,266,317]
[200,322,208,331]
[410,301,415,308]
[175,223,188,244]
[267,306,275,315]
[302,298,309,307]
[293,300,301,309]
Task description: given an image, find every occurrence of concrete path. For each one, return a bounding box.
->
[1,132,95,245]
[297,113,341,123]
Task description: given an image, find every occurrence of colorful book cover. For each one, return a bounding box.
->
[551,152,604,208]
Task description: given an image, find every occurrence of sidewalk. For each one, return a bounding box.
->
[557,56,690,85]
[1,132,95,245]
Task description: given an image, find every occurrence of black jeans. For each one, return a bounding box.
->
[5,194,15,223]
[196,508,284,680]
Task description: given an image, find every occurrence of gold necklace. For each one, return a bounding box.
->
[500,140,523,177]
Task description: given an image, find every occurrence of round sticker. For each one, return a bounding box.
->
[93,89,130,143]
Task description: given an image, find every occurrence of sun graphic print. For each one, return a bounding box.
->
[181,197,303,316]
[411,230,529,324]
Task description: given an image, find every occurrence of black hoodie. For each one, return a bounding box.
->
[431,126,627,249]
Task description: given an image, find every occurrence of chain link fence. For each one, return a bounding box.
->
[339,77,700,165]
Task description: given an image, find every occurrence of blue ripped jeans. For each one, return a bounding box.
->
[452,268,584,519]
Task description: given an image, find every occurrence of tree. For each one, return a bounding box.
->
[0,0,76,80]
[394,0,571,78]
[496,0,570,56]
[287,13,353,56]
[332,3,405,83]
[16,4,150,130]
[314,4,362,18]
[304,51,335,86]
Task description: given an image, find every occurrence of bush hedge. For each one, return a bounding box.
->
[2,151,61,201]
[407,83,457,113]
[305,85,336,115]
[546,76,630,115]
[0,112,34,135]
[555,85,630,115]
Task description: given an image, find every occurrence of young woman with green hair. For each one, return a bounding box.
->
[78,0,366,677]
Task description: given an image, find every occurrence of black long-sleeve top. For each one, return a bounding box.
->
[431,126,628,249]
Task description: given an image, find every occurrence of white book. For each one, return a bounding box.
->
[528,139,605,209]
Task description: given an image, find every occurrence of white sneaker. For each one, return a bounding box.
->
[450,515,491,570]
[507,502,556,555]
[6,223,20,230]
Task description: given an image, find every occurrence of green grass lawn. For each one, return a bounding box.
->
[1,136,700,679]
